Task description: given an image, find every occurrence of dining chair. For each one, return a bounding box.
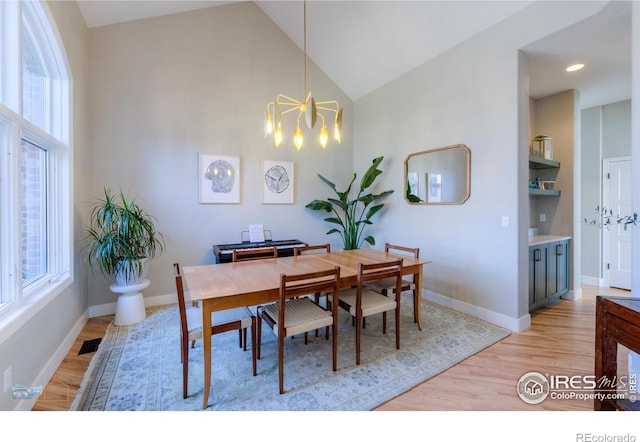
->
[294,244,332,336]
[173,262,257,399]
[256,266,341,394]
[330,259,403,365]
[232,246,278,262]
[232,246,278,347]
[365,243,420,325]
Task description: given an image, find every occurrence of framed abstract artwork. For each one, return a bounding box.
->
[262,160,294,204]
[199,154,240,204]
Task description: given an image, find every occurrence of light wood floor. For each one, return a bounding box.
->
[32,284,629,411]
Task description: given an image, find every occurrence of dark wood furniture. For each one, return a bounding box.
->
[594,295,640,411]
[212,239,307,263]
[232,246,278,262]
[366,243,420,326]
[331,259,403,366]
[256,266,341,394]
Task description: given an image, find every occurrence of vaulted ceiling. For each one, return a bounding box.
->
[76,1,631,109]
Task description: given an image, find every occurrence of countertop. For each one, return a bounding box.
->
[529,235,571,246]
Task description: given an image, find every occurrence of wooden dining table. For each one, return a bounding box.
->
[182,248,430,409]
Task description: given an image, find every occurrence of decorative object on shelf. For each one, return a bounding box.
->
[305,156,394,249]
[199,153,240,204]
[584,206,638,230]
[85,187,166,285]
[263,0,342,150]
[262,160,294,204]
[530,135,553,160]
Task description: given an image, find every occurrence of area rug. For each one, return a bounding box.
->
[72,300,510,411]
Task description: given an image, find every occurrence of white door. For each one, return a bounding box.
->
[605,157,632,290]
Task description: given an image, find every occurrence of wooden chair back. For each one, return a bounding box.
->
[280,266,340,301]
[173,263,189,346]
[232,246,278,262]
[356,259,403,311]
[294,244,331,255]
[385,243,419,259]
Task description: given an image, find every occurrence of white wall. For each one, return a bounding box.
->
[0,0,90,411]
[353,1,607,330]
[87,2,353,308]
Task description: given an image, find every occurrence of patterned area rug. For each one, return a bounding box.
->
[72,300,510,411]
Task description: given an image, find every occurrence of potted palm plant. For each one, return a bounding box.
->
[86,188,166,285]
[305,156,394,249]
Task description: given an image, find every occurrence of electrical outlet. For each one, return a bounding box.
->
[3,366,12,393]
[539,213,546,222]
[501,216,510,227]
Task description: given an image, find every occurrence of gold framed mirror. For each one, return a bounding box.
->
[404,144,470,205]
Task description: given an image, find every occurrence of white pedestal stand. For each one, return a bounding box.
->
[110,279,150,326]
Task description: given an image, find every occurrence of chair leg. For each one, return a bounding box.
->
[382,311,387,334]
[256,311,263,360]
[396,304,401,350]
[181,339,189,399]
[413,290,419,324]
[250,319,257,376]
[238,329,243,348]
[278,334,285,394]
[243,328,248,351]
[355,313,362,365]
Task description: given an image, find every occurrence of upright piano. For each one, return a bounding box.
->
[212,239,308,264]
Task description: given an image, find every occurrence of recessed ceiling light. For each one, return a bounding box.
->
[566,64,585,72]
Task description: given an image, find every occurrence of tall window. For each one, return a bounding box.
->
[0,1,70,324]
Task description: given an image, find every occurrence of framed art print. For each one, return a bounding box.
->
[199,153,240,204]
[427,173,442,203]
[262,160,293,204]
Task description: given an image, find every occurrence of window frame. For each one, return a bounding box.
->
[0,0,72,342]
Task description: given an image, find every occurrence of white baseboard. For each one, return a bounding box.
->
[15,312,89,411]
[581,275,605,287]
[561,287,582,300]
[88,293,176,318]
[423,290,530,332]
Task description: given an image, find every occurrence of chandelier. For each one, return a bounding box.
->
[263,0,342,150]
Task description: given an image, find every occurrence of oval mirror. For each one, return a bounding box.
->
[404,144,470,205]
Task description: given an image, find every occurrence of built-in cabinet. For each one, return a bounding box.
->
[529,237,570,312]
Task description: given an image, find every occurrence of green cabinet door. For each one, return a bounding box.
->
[529,244,548,311]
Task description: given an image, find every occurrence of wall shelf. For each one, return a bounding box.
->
[529,156,560,169]
[529,188,560,196]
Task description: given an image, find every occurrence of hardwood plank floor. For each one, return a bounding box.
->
[32,284,630,411]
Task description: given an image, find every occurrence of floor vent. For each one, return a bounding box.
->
[78,338,102,355]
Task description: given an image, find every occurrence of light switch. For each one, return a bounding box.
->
[501,216,509,227]
[539,213,546,222]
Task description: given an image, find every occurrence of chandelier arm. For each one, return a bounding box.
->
[315,106,339,115]
[279,107,301,116]
[276,94,303,106]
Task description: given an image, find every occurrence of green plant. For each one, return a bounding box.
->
[305,156,394,249]
[86,188,165,284]
[584,206,638,230]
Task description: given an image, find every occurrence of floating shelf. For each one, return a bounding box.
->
[529,156,560,169]
[529,188,560,197]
